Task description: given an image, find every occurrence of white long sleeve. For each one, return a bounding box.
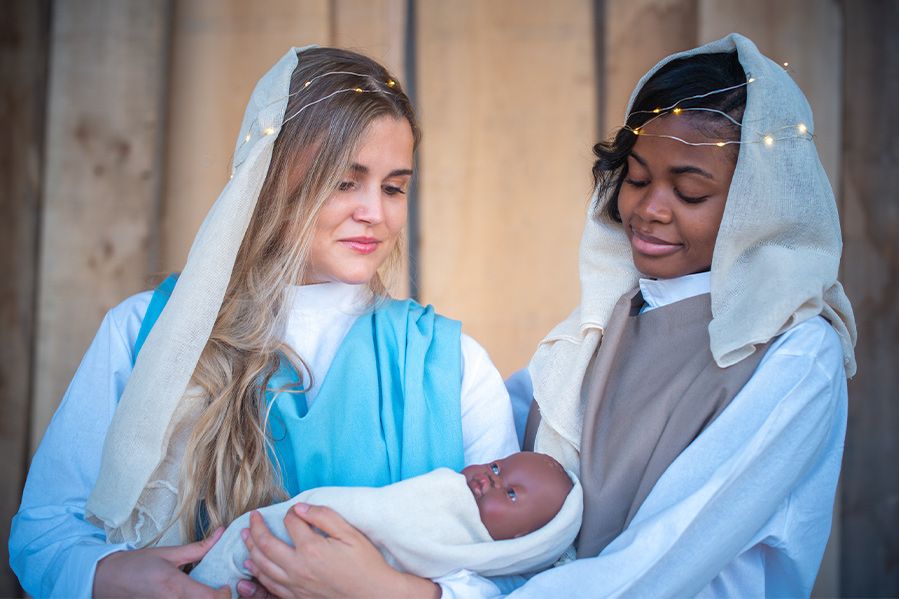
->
[10,284,518,598]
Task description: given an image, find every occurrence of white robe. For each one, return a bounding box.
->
[10,282,519,598]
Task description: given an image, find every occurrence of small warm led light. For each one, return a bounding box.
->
[747,77,756,83]
[716,141,726,147]
[763,135,774,146]
[672,107,682,115]
[783,62,790,67]
[633,128,641,135]
[354,87,364,93]
[387,79,396,87]
[304,80,312,87]
[653,108,661,114]
[797,123,808,134]
[263,126,275,136]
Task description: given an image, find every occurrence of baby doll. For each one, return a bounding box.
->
[191,451,582,596]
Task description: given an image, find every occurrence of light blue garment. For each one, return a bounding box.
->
[135,276,465,494]
[10,286,516,599]
[266,298,465,494]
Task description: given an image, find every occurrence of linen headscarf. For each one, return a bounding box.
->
[529,33,857,473]
[86,47,309,545]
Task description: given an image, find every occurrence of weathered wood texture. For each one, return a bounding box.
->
[839,1,899,595]
[0,2,49,594]
[161,0,329,272]
[602,0,697,135]
[30,0,170,449]
[417,0,596,376]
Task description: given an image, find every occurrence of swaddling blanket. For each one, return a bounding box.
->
[191,467,583,595]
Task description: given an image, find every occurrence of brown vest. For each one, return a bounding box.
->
[526,289,770,558]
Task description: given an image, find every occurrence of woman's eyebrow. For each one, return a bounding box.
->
[628,151,647,166]
[670,165,714,179]
[349,163,413,178]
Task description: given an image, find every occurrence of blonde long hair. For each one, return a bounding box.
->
[176,48,419,541]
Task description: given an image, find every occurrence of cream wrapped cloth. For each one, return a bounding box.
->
[190,468,583,596]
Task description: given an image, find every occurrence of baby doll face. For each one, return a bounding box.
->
[617,114,735,279]
[462,451,573,540]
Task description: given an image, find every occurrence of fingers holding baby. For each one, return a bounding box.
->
[243,503,400,598]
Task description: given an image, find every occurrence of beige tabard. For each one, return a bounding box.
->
[576,289,770,557]
[525,288,771,558]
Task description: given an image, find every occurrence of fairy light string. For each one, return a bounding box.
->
[623,63,814,149]
[229,71,398,178]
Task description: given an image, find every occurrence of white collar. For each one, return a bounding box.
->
[639,271,711,310]
[286,281,371,313]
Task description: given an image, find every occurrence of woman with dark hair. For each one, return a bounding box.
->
[233,34,854,598]
[10,47,518,598]
[499,32,855,597]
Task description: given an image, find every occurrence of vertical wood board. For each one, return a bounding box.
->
[161,0,330,272]
[31,0,170,451]
[839,1,899,595]
[0,2,49,594]
[417,0,596,376]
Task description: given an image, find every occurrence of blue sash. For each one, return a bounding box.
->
[134,277,464,495]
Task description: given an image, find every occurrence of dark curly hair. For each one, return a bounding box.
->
[594,51,747,222]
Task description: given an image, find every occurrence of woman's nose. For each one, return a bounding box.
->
[635,186,673,223]
[352,186,385,224]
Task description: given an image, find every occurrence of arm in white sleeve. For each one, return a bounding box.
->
[457,333,520,465]
[9,294,149,598]
[509,318,847,598]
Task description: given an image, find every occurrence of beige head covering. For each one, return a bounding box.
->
[530,33,856,472]
[85,48,308,543]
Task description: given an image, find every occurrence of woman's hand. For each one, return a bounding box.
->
[93,528,229,599]
[240,503,440,599]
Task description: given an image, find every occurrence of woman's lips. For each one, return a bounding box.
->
[630,228,682,256]
[340,237,380,255]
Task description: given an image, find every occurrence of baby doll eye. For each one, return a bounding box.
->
[506,488,517,502]
[490,463,500,475]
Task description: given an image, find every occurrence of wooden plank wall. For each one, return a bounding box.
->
[839,1,899,594]
[30,0,170,449]
[416,0,596,376]
[1,2,49,594]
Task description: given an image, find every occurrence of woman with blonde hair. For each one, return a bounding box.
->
[10,46,517,598]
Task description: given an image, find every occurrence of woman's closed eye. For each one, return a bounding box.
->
[382,184,406,196]
[674,188,708,203]
[624,177,649,188]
